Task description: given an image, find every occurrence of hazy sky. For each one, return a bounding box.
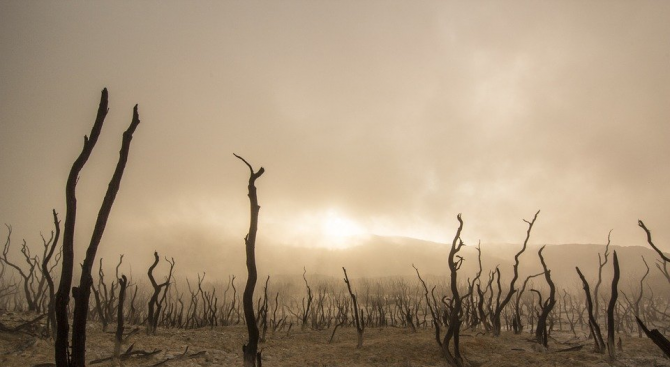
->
[1,1,670,270]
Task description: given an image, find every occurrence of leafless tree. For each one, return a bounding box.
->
[576,266,606,353]
[147,251,175,335]
[492,210,540,336]
[607,251,620,360]
[54,88,141,367]
[638,220,670,283]
[235,153,265,367]
[594,230,612,322]
[533,246,556,348]
[300,267,313,331]
[343,267,365,348]
[41,210,61,339]
[113,275,128,364]
[513,271,544,334]
[441,214,468,367]
[1,226,39,311]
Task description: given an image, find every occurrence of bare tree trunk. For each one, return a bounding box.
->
[113,275,128,364]
[53,89,141,367]
[42,210,61,339]
[71,99,140,367]
[147,252,175,335]
[442,214,467,367]
[607,251,620,360]
[514,272,544,334]
[343,267,365,348]
[492,211,540,336]
[535,246,556,348]
[638,221,670,282]
[576,267,606,353]
[594,231,611,323]
[55,89,109,367]
[235,154,264,367]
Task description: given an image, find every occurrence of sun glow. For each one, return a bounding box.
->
[321,210,366,239]
[281,209,368,249]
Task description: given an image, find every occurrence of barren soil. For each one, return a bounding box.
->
[1,313,669,367]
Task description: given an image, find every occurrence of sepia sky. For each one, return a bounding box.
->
[1,1,670,269]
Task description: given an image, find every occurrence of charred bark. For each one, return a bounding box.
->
[576,267,605,353]
[343,267,365,348]
[607,251,620,360]
[71,97,140,367]
[53,89,141,367]
[235,154,264,367]
[492,210,540,336]
[442,214,466,367]
[55,89,109,367]
[42,210,61,339]
[534,246,556,348]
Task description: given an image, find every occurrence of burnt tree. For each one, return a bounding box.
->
[638,220,670,283]
[113,275,128,364]
[1,226,39,311]
[343,267,365,348]
[54,89,141,367]
[492,210,540,336]
[442,214,468,367]
[235,154,265,367]
[513,271,544,334]
[300,267,313,331]
[147,251,175,335]
[607,251,620,360]
[42,210,61,339]
[534,245,556,348]
[575,266,606,353]
[594,231,612,323]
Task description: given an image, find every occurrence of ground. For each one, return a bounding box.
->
[1,314,669,366]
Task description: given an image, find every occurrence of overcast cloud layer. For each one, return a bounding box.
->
[1,1,669,272]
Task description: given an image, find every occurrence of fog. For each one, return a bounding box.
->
[1,1,670,282]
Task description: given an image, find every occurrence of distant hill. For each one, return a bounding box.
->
[160,233,669,295]
[253,235,670,293]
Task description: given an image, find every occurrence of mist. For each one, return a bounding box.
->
[1,1,670,283]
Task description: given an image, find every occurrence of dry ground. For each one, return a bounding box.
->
[1,313,669,366]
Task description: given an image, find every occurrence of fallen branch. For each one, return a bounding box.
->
[149,346,206,367]
[0,314,46,333]
[554,345,584,353]
[89,343,161,364]
[636,316,670,358]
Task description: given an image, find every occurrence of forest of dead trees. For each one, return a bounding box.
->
[4,197,670,366]
[2,90,670,367]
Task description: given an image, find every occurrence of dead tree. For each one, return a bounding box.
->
[492,210,540,336]
[343,267,365,348]
[0,256,19,304]
[576,267,606,353]
[235,153,265,367]
[1,226,39,311]
[636,316,670,358]
[414,264,441,345]
[607,251,620,360]
[466,243,484,330]
[113,275,128,364]
[534,246,556,348]
[147,251,175,335]
[628,256,650,338]
[638,220,670,283]
[513,271,544,334]
[300,267,313,331]
[54,89,141,367]
[258,276,270,342]
[442,214,468,367]
[594,231,612,323]
[41,210,61,339]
